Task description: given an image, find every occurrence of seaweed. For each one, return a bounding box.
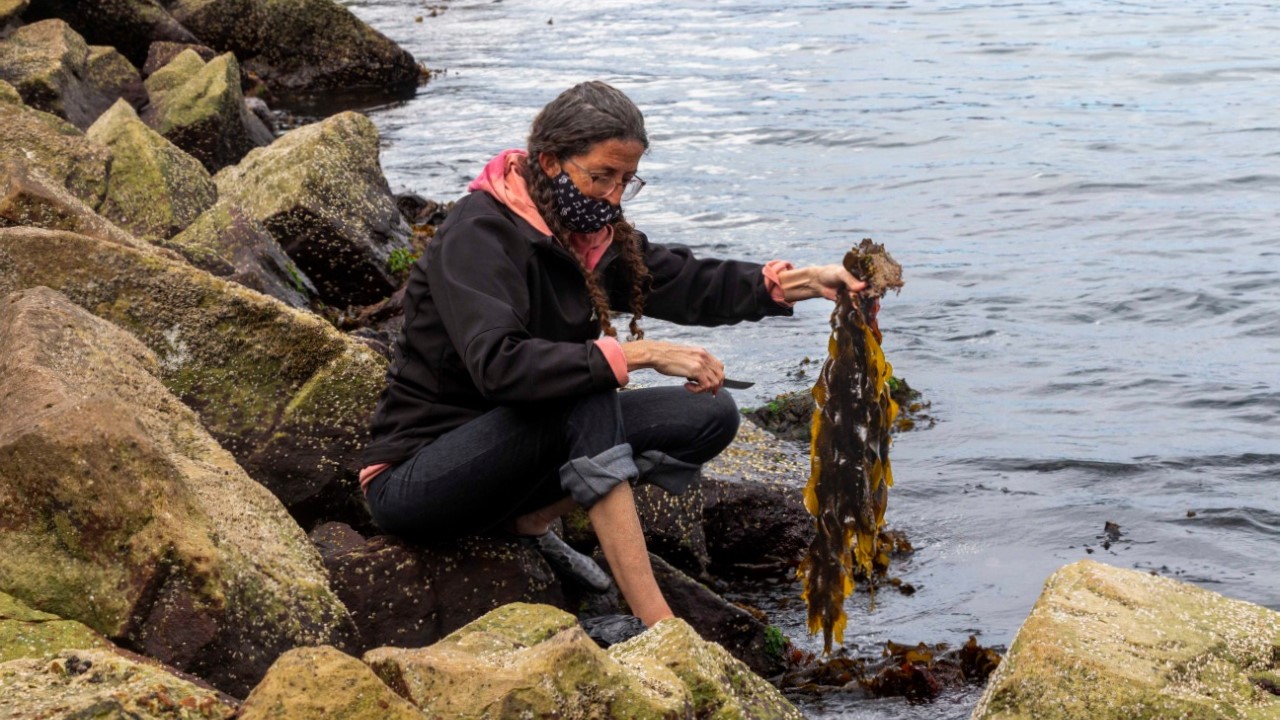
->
[798,239,904,653]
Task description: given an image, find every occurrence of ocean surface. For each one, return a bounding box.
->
[338,1,1279,716]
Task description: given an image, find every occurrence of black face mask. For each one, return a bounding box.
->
[553,172,622,233]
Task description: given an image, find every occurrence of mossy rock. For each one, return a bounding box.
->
[972,560,1280,719]
[239,646,422,719]
[0,286,356,695]
[0,83,111,206]
[0,157,145,250]
[87,45,147,109]
[0,19,107,129]
[18,0,199,68]
[0,649,236,719]
[0,227,384,525]
[213,111,411,307]
[0,591,108,664]
[88,98,217,240]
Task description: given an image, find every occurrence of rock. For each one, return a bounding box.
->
[168,0,419,94]
[0,0,27,27]
[0,591,108,663]
[167,201,316,308]
[703,417,808,486]
[87,98,217,240]
[20,0,199,68]
[364,603,802,719]
[319,528,565,654]
[0,649,236,718]
[214,111,412,307]
[0,286,357,695]
[87,45,147,109]
[142,39,217,76]
[702,476,812,576]
[0,228,386,525]
[647,553,786,679]
[634,481,711,577]
[0,157,145,250]
[143,50,271,171]
[0,19,120,129]
[0,80,111,206]
[971,559,1280,719]
[238,646,422,720]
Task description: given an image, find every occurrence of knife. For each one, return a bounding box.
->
[722,378,755,389]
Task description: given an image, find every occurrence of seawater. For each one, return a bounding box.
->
[340,1,1280,716]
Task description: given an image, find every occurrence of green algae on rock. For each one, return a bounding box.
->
[0,19,117,129]
[972,559,1280,720]
[799,239,904,653]
[0,286,355,695]
[0,80,111,207]
[0,157,146,250]
[0,591,108,664]
[238,646,422,720]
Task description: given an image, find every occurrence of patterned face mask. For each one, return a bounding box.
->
[553,172,622,233]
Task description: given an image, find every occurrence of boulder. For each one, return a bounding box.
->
[167,201,316,308]
[0,19,121,129]
[0,228,386,525]
[0,157,145,249]
[316,526,565,654]
[87,44,147,109]
[1,0,26,27]
[20,0,199,68]
[142,39,217,76]
[238,646,422,720]
[0,649,236,719]
[364,603,802,719]
[0,591,108,663]
[702,477,812,575]
[168,0,418,94]
[0,80,111,206]
[143,50,272,171]
[634,481,711,577]
[87,98,217,240]
[0,286,357,695]
[214,111,412,307]
[971,560,1280,719]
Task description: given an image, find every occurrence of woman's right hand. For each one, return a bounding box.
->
[622,340,725,394]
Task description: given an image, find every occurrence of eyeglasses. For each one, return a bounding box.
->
[565,158,647,201]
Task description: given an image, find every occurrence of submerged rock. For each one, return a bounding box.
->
[0,79,111,207]
[238,646,422,720]
[213,111,412,307]
[0,20,126,129]
[972,559,1280,719]
[0,286,356,696]
[0,226,384,535]
[87,98,217,240]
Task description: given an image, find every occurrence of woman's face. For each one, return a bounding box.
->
[539,138,645,206]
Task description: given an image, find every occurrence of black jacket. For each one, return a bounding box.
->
[360,190,793,467]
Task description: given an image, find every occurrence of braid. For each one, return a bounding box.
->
[613,218,650,340]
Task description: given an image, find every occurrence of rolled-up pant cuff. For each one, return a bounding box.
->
[560,443,640,509]
[634,449,701,495]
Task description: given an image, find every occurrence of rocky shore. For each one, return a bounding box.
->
[3,2,1278,718]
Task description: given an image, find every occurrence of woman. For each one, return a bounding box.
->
[360,81,863,628]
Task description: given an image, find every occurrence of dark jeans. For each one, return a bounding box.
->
[366,387,740,542]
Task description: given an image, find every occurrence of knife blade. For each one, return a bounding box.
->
[722,378,755,389]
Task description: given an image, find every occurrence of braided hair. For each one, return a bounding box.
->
[523,81,652,340]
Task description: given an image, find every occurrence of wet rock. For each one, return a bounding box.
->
[317,527,565,654]
[213,111,413,307]
[87,98,217,240]
[168,0,419,94]
[142,39,217,76]
[0,227,385,527]
[0,286,357,696]
[166,202,316,309]
[0,591,109,663]
[972,559,1280,719]
[646,553,786,679]
[634,481,711,577]
[0,157,145,250]
[0,19,123,129]
[142,50,272,171]
[20,0,199,68]
[0,79,112,206]
[702,476,812,576]
[0,649,236,718]
[238,645,421,720]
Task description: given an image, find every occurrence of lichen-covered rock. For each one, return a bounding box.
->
[214,111,412,307]
[0,591,108,664]
[0,228,384,520]
[0,19,120,129]
[0,81,111,206]
[238,646,423,720]
[0,228,385,524]
[0,157,145,250]
[88,98,217,239]
[142,39,217,76]
[143,50,272,171]
[0,649,236,719]
[167,201,316,308]
[87,44,147,109]
[317,527,565,654]
[611,617,804,720]
[168,0,418,94]
[0,286,357,695]
[971,560,1280,720]
[20,0,199,68]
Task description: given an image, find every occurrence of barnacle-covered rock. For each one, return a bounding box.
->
[238,646,421,720]
[0,20,122,129]
[0,80,111,207]
[0,157,144,249]
[19,0,199,68]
